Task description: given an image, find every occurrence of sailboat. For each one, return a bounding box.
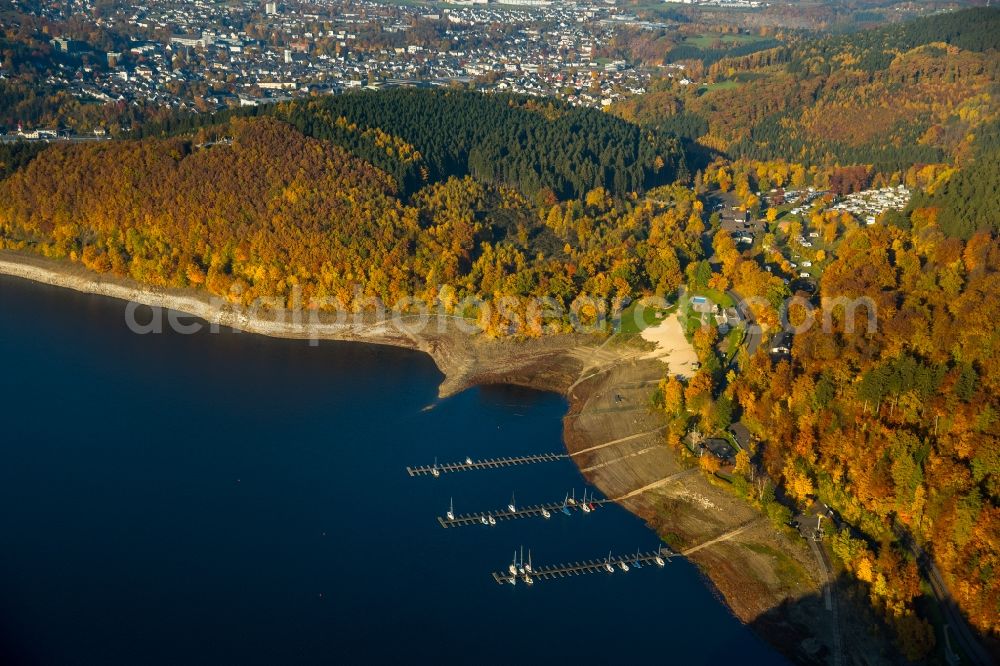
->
[508,492,517,514]
[488,513,496,526]
[509,550,519,576]
[581,489,591,513]
[541,506,551,519]
[518,546,525,574]
[632,546,642,569]
[618,557,630,572]
[465,456,473,466]
[567,489,576,506]
[654,545,666,567]
[430,457,440,478]
[480,514,489,525]
[446,497,455,521]
[604,550,615,573]
[561,493,571,516]
[522,550,534,584]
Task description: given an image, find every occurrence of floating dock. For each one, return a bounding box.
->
[438,498,610,528]
[492,549,674,585]
[407,453,568,477]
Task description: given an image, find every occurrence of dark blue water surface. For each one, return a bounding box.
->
[0,275,784,665]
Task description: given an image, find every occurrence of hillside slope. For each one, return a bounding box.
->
[614,8,999,173]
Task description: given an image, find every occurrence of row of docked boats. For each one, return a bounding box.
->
[562,488,597,514]
[444,487,601,526]
[504,546,667,586]
[507,546,535,585]
[601,547,666,573]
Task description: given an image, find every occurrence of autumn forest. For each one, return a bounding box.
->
[0,6,998,664]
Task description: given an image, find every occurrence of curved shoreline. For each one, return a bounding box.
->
[0,249,594,398]
[0,248,845,664]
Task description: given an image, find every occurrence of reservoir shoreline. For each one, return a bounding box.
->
[0,248,842,664]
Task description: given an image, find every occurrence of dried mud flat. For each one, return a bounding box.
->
[560,351,894,665]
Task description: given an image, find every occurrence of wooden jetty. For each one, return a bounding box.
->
[491,548,674,585]
[438,498,610,528]
[407,452,568,477]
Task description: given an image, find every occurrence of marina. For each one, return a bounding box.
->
[438,493,609,528]
[491,547,673,585]
[0,275,785,664]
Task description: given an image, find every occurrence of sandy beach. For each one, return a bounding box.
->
[639,314,699,378]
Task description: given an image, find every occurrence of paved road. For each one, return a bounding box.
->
[807,538,844,666]
[728,289,764,358]
[696,194,766,362]
[894,527,992,666]
[921,554,992,666]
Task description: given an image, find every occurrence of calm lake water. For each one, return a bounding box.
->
[0,275,784,665]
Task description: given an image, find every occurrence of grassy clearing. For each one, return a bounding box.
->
[722,324,746,361]
[679,309,704,338]
[686,33,765,48]
[690,287,734,308]
[742,541,810,589]
[699,80,743,92]
[617,301,676,336]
